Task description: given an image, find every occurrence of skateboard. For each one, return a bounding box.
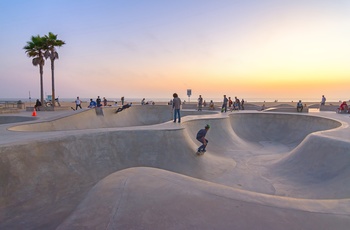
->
[196,150,206,156]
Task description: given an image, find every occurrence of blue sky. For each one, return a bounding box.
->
[1,0,350,101]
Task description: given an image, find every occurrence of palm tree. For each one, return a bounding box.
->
[43,32,65,107]
[24,35,46,106]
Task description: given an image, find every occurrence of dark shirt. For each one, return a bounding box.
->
[96,98,101,107]
[196,129,207,140]
[35,101,42,106]
[122,104,131,109]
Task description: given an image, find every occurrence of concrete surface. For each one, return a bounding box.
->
[0,105,349,229]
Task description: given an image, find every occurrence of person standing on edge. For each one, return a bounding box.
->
[221,95,228,112]
[96,96,102,107]
[121,96,124,105]
[228,97,233,109]
[235,96,241,110]
[75,96,82,110]
[172,93,181,123]
[321,95,326,106]
[196,124,210,155]
[103,97,107,106]
[34,99,42,111]
[198,95,203,111]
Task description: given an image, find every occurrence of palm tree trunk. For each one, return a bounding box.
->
[40,64,44,106]
[51,59,55,108]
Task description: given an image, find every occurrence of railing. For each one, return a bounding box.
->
[0,101,24,109]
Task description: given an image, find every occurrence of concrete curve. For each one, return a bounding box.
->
[57,167,350,230]
[8,106,216,131]
[1,107,350,229]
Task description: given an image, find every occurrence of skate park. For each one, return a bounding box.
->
[0,105,350,229]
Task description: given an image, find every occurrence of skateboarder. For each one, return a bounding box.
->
[196,124,210,155]
[221,95,228,112]
[116,103,132,113]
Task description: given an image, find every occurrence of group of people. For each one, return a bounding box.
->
[295,95,326,113]
[220,95,245,112]
[73,96,109,110]
[141,98,155,105]
[73,96,127,110]
[297,95,350,113]
[171,93,210,155]
[197,95,215,110]
[86,96,107,109]
[196,95,245,112]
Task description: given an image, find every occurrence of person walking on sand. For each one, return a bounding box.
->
[221,95,228,112]
[172,93,181,123]
[196,124,210,155]
[75,96,82,110]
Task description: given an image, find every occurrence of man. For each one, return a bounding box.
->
[221,95,228,112]
[196,124,210,155]
[34,99,42,111]
[172,93,181,123]
[116,103,132,113]
[75,96,82,110]
[96,96,102,107]
[297,100,303,112]
[88,99,97,108]
[103,97,107,106]
[321,95,326,106]
[198,95,203,111]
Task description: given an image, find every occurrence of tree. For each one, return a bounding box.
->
[43,32,65,107]
[24,35,46,106]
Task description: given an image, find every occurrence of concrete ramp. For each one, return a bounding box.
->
[8,105,216,131]
[57,167,350,230]
[266,133,350,199]
[229,113,341,147]
[1,110,350,229]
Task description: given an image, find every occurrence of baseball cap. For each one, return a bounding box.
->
[205,124,210,129]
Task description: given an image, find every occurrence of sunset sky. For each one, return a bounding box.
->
[1,0,349,101]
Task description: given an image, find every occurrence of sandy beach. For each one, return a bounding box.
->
[22,100,341,109]
[1,99,343,115]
